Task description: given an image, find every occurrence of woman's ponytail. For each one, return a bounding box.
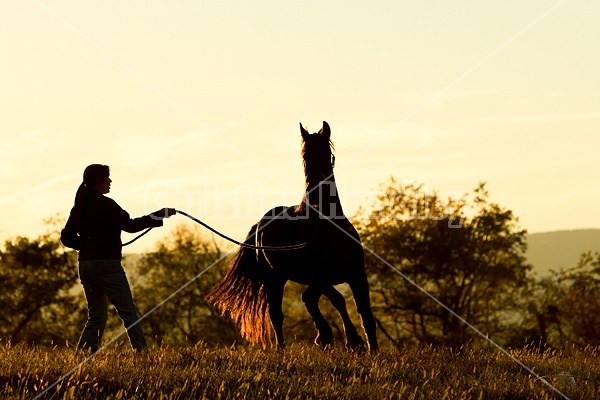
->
[73,182,88,211]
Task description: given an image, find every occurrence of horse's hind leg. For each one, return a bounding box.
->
[267,279,287,349]
[349,274,379,351]
[322,286,364,351]
[302,286,333,348]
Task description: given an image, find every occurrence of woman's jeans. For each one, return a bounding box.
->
[77,259,147,352]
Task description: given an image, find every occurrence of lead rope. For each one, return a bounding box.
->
[122,209,311,251]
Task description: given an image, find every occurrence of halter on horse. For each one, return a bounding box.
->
[207,122,378,351]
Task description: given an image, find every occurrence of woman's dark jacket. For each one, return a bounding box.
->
[61,190,162,260]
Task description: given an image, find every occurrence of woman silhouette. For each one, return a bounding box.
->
[61,164,175,353]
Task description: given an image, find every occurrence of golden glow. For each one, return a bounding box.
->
[1,1,599,252]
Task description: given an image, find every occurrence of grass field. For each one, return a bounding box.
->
[0,342,598,399]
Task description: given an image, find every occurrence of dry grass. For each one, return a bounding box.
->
[0,343,598,399]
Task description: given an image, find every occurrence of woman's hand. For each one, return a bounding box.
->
[151,208,177,219]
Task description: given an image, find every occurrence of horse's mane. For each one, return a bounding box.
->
[299,137,335,159]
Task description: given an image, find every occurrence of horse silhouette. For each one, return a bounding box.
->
[207,121,378,351]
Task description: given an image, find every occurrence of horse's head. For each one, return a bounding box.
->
[300,121,335,206]
[300,121,335,186]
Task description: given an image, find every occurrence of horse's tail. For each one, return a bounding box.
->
[206,224,271,348]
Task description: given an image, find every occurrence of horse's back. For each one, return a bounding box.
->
[256,205,365,285]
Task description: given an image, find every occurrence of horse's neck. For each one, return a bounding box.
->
[305,178,345,219]
[325,179,344,216]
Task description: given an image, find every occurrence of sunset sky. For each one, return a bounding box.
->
[1,0,599,254]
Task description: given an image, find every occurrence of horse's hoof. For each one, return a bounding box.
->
[345,338,366,353]
[315,334,334,350]
[316,343,334,351]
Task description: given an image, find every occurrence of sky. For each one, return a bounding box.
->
[1,0,599,254]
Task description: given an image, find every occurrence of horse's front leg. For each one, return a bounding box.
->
[323,286,364,351]
[302,285,334,349]
[266,279,287,349]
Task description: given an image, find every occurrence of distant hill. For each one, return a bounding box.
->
[526,229,600,276]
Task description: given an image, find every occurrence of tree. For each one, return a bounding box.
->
[518,252,600,349]
[556,252,600,346]
[355,180,531,347]
[132,224,239,346]
[0,224,82,345]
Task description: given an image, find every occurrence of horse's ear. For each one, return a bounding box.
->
[321,121,331,139]
[300,123,309,139]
